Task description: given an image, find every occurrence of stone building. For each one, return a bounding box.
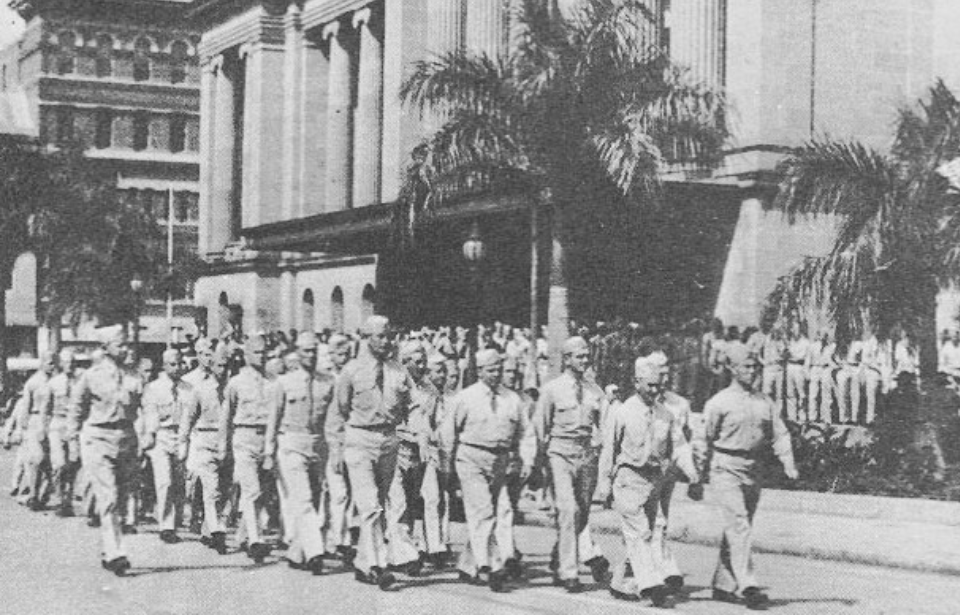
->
[2,0,201,353]
[190,0,960,338]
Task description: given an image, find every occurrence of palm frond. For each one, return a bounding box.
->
[400,52,515,122]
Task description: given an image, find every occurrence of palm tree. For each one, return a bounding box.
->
[768,80,960,378]
[395,0,727,371]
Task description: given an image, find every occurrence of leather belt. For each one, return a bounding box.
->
[90,420,133,430]
[348,423,395,433]
[714,446,759,459]
[462,442,510,454]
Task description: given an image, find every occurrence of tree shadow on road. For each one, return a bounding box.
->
[126,561,269,577]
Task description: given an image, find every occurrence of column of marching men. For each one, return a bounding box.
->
[2,316,800,611]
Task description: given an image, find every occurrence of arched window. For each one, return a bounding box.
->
[302,289,315,332]
[361,284,376,323]
[218,292,231,337]
[133,37,152,82]
[169,40,188,84]
[95,34,113,78]
[57,31,76,75]
[331,287,345,333]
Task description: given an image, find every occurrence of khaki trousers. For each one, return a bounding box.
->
[455,444,509,575]
[343,426,398,574]
[148,428,181,531]
[186,431,224,535]
[323,461,354,551]
[548,440,599,580]
[420,462,450,555]
[80,425,138,561]
[609,466,669,595]
[711,472,762,594]
[232,428,268,546]
[19,414,48,504]
[276,432,326,564]
[48,416,78,509]
[386,441,423,566]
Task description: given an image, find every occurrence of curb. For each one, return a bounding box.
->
[517,507,960,577]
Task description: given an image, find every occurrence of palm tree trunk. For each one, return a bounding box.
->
[0,268,8,399]
[529,200,540,381]
[546,203,568,378]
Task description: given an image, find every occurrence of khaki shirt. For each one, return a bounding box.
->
[16,371,54,428]
[48,372,77,420]
[597,394,694,491]
[326,352,412,452]
[442,381,533,470]
[178,373,224,448]
[267,368,334,454]
[142,373,192,436]
[534,372,605,447]
[220,366,276,453]
[68,359,142,437]
[698,385,794,485]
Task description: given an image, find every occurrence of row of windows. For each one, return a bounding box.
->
[54,32,193,84]
[50,107,198,154]
[122,188,200,225]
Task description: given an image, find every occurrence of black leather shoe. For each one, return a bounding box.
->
[712,589,741,604]
[287,559,305,570]
[102,556,131,577]
[306,555,324,576]
[641,585,671,608]
[610,588,640,602]
[248,542,270,563]
[563,579,583,594]
[665,575,684,593]
[551,573,564,587]
[377,569,396,591]
[488,570,508,593]
[743,587,770,610]
[88,515,101,528]
[159,530,181,544]
[355,569,377,585]
[56,506,75,518]
[458,571,480,585]
[211,532,227,555]
[337,545,357,567]
[586,556,611,584]
[200,535,213,548]
[503,557,524,581]
[121,524,137,535]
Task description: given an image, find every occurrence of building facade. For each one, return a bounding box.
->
[190,0,960,337]
[3,0,202,353]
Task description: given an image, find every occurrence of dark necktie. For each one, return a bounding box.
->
[375,361,384,392]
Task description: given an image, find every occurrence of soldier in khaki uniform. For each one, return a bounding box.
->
[142,349,190,544]
[179,344,230,554]
[15,351,57,510]
[442,349,534,593]
[596,353,697,607]
[220,336,277,563]
[418,352,452,567]
[326,316,412,590]
[533,337,609,592]
[266,331,334,575]
[48,349,81,517]
[696,342,798,610]
[321,334,357,563]
[68,325,142,575]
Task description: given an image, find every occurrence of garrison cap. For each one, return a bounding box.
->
[194,337,214,354]
[361,315,390,337]
[244,335,267,353]
[562,336,589,356]
[96,324,125,346]
[162,348,181,364]
[400,340,425,360]
[475,349,502,368]
[328,333,350,349]
[724,342,756,367]
[427,353,447,368]
[634,351,668,379]
[502,355,519,371]
[296,331,319,350]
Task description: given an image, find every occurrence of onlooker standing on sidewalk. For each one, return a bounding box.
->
[696,342,798,610]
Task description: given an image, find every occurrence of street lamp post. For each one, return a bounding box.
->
[130,276,143,362]
[462,221,486,327]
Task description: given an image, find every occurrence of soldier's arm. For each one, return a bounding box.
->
[13,381,31,437]
[264,382,284,460]
[66,373,90,440]
[670,412,698,483]
[532,385,554,466]
[325,367,353,471]
[595,406,622,502]
[516,398,537,473]
[218,380,237,459]
[696,398,722,480]
[178,389,200,457]
[439,394,465,475]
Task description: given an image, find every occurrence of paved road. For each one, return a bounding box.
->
[2,450,958,615]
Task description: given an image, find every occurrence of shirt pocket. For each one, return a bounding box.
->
[553,402,581,429]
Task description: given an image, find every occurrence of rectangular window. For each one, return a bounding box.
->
[170,114,186,153]
[56,107,74,144]
[96,56,112,78]
[94,109,112,149]
[132,112,149,151]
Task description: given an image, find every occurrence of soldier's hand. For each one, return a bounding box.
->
[687,483,705,501]
[177,444,189,463]
[262,454,275,472]
[519,464,533,484]
[784,465,799,481]
[595,484,612,509]
[67,440,81,463]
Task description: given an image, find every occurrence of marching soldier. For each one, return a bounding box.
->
[220,336,277,563]
[142,349,190,544]
[418,352,452,567]
[596,352,697,607]
[16,351,57,510]
[183,338,214,388]
[442,349,534,593]
[68,325,142,575]
[266,331,334,575]
[696,342,798,610]
[321,334,357,563]
[534,337,609,592]
[179,344,231,554]
[49,349,80,517]
[386,341,429,575]
[326,316,412,590]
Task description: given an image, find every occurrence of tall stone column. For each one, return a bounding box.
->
[669,0,724,88]
[465,0,505,57]
[282,3,304,220]
[241,38,286,227]
[428,0,463,55]
[198,57,217,256]
[352,8,383,208]
[324,20,353,211]
[210,54,237,252]
[300,31,329,216]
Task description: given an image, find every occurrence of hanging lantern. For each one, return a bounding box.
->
[462,221,485,262]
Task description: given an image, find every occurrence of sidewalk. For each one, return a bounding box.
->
[518,486,960,576]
